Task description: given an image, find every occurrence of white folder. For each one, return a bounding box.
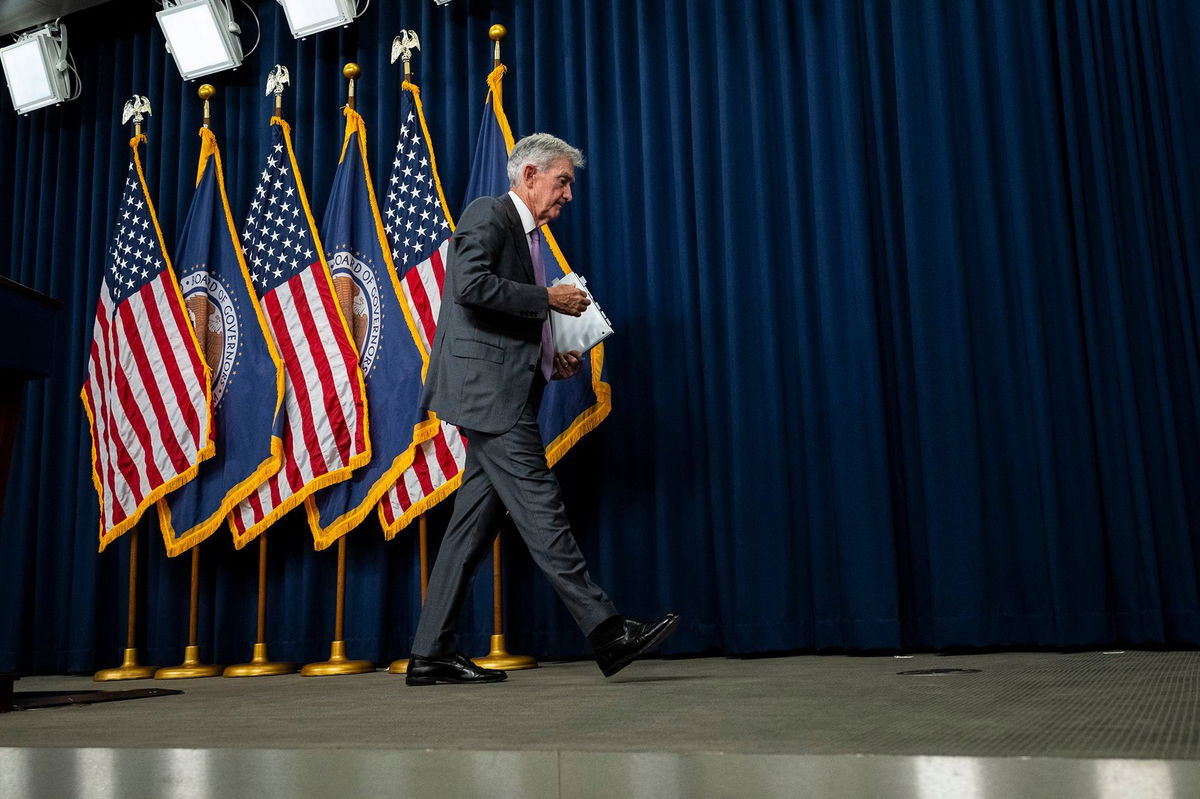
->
[549,272,613,354]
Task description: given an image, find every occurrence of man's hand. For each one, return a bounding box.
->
[552,350,584,380]
[547,285,591,316]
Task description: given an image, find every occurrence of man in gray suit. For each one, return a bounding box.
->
[406,134,679,685]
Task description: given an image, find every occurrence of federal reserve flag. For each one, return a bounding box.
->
[462,65,611,466]
[82,134,214,551]
[304,106,437,549]
[157,127,285,556]
[230,117,370,547]
[378,80,466,537]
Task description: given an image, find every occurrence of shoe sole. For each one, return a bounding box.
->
[601,615,681,678]
[406,675,507,686]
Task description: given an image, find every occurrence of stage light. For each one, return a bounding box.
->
[0,23,75,115]
[276,0,360,39]
[157,0,244,80]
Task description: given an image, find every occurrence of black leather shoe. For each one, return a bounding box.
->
[593,613,680,677]
[405,652,508,686]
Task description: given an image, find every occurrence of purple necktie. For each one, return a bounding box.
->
[530,228,555,380]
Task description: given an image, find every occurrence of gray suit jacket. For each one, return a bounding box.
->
[420,194,549,435]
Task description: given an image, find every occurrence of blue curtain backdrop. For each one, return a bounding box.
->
[1,0,1199,673]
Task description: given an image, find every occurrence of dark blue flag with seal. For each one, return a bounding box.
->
[157,126,284,556]
[463,65,611,465]
[305,106,437,549]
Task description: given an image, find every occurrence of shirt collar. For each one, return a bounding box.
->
[508,191,537,236]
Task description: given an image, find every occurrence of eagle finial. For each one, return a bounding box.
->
[265,65,291,98]
[390,30,421,66]
[121,95,152,126]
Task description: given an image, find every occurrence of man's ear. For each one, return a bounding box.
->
[522,163,538,185]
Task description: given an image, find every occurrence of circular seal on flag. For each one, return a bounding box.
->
[329,250,383,378]
[180,271,239,406]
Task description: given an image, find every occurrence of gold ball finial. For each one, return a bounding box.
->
[489,24,507,42]
[343,63,360,79]
[198,84,215,100]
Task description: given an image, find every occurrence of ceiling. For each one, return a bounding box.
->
[0,0,113,37]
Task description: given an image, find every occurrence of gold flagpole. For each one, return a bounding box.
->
[388,514,428,674]
[157,84,226,681]
[224,533,295,676]
[383,31,427,678]
[95,519,157,680]
[226,66,299,679]
[301,534,375,675]
[301,62,376,678]
[473,24,537,672]
[420,515,429,597]
[155,545,222,679]
[97,98,159,681]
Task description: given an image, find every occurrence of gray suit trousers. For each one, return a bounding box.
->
[411,391,618,658]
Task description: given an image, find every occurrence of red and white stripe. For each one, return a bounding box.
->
[380,239,468,534]
[231,264,368,541]
[84,273,211,544]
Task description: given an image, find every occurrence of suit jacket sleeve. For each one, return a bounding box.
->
[452,197,548,320]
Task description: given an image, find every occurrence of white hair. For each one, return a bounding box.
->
[507,133,585,187]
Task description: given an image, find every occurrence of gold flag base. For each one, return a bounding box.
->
[301,641,374,676]
[223,642,296,677]
[473,635,538,671]
[387,658,408,674]
[154,645,222,679]
[94,648,157,681]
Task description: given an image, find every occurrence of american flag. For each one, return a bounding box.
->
[230,119,370,546]
[82,137,213,551]
[378,83,467,537]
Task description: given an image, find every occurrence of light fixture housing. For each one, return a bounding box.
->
[276,0,359,39]
[0,25,71,114]
[157,0,244,80]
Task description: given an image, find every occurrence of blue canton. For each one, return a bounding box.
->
[382,97,450,266]
[242,125,318,295]
[106,162,164,305]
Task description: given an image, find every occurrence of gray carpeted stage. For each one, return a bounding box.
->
[2,650,1199,797]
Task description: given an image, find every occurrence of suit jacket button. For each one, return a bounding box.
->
[528,364,537,372]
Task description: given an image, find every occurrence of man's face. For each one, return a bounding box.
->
[522,157,575,226]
